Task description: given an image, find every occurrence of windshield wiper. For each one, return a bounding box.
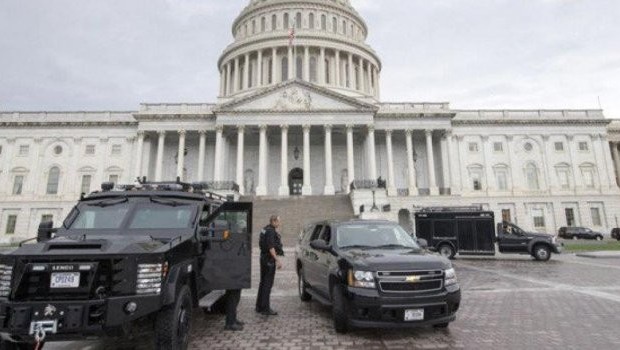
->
[88,197,128,208]
[374,244,416,249]
[150,196,188,207]
[339,244,373,250]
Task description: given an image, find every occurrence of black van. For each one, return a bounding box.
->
[414,207,562,261]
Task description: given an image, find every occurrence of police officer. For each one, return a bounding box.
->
[255,215,284,316]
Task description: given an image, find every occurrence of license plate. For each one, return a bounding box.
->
[404,308,424,321]
[50,272,80,288]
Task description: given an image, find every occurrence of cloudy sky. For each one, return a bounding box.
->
[1,0,619,117]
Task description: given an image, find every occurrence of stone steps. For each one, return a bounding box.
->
[240,195,356,247]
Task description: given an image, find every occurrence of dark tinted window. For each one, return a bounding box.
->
[309,225,323,241]
[320,226,332,244]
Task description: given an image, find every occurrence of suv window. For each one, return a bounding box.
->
[319,225,332,244]
[309,225,324,241]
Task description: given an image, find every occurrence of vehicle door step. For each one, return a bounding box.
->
[307,289,332,306]
[198,290,226,309]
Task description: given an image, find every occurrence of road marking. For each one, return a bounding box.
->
[456,262,620,303]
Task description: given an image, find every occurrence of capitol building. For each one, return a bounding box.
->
[2,0,620,241]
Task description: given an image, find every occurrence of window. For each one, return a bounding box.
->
[283,13,289,28]
[554,142,564,151]
[0,145,2,155]
[80,174,92,194]
[565,208,575,227]
[310,225,323,241]
[321,14,327,30]
[468,143,479,152]
[325,58,331,84]
[319,226,332,244]
[309,13,315,29]
[251,20,256,34]
[41,214,53,224]
[496,170,508,191]
[296,12,302,29]
[46,167,60,195]
[54,145,63,155]
[5,215,17,234]
[271,14,277,30]
[525,164,540,190]
[472,173,482,191]
[502,209,512,223]
[578,142,589,151]
[557,169,570,189]
[85,145,96,155]
[19,145,29,156]
[493,142,503,152]
[524,142,533,152]
[248,61,254,88]
[296,56,303,79]
[582,168,595,188]
[332,17,337,32]
[111,144,122,156]
[309,56,317,82]
[590,208,602,226]
[109,175,119,185]
[12,175,24,195]
[281,57,289,81]
[261,17,266,32]
[342,20,347,34]
[532,209,545,228]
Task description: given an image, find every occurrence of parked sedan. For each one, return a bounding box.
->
[558,227,604,240]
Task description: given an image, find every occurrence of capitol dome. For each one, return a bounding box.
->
[217,0,382,100]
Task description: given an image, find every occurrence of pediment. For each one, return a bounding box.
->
[216,80,377,113]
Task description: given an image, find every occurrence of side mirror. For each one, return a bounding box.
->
[416,238,428,249]
[38,221,57,243]
[310,239,331,252]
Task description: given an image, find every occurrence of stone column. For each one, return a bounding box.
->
[134,131,145,178]
[367,125,377,181]
[406,129,418,196]
[279,125,290,196]
[236,126,245,194]
[600,136,619,190]
[324,125,335,195]
[612,142,620,185]
[197,130,206,181]
[425,130,438,195]
[272,48,278,84]
[366,62,372,94]
[319,47,326,84]
[243,53,250,90]
[256,50,263,87]
[155,131,166,181]
[445,131,455,193]
[481,135,493,194]
[302,125,312,195]
[234,57,240,92]
[385,129,396,196]
[213,126,224,182]
[303,46,310,81]
[219,69,225,96]
[566,135,581,192]
[541,135,553,191]
[505,135,516,194]
[287,46,294,80]
[357,57,364,91]
[226,63,232,95]
[176,130,186,181]
[256,125,268,196]
[440,132,451,193]
[335,50,340,87]
[346,125,355,193]
[348,53,354,89]
[593,134,613,190]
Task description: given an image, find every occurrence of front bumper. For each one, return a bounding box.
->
[344,285,461,328]
[0,295,161,342]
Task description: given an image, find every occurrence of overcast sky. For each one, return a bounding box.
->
[1,0,619,117]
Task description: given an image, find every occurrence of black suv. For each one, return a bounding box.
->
[295,220,460,333]
[558,227,604,240]
[0,181,252,349]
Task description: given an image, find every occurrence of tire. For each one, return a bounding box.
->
[331,285,349,334]
[298,269,312,302]
[155,285,193,350]
[596,235,603,241]
[438,244,456,259]
[433,322,450,329]
[533,244,551,262]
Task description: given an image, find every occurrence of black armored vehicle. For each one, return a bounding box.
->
[0,180,252,349]
[295,219,460,333]
[414,207,562,261]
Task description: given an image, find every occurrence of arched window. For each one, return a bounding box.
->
[525,164,540,190]
[309,57,317,82]
[332,17,337,32]
[321,14,327,30]
[325,58,331,84]
[47,167,60,195]
[261,17,266,32]
[284,13,290,29]
[350,24,354,37]
[342,20,347,35]
[252,20,256,34]
[271,14,277,31]
[296,56,303,79]
[296,12,302,29]
[281,57,289,81]
[309,13,315,29]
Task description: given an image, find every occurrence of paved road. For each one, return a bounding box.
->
[42,251,620,349]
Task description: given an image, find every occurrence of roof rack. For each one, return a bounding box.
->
[97,177,233,202]
[416,206,484,213]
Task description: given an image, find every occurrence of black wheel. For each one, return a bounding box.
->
[433,322,450,329]
[533,244,551,262]
[596,235,603,241]
[438,244,456,259]
[298,269,312,302]
[155,285,193,350]
[331,285,349,334]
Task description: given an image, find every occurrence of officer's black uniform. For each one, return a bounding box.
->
[255,224,284,313]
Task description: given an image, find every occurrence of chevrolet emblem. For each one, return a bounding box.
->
[44,304,57,317]
[405,276,421,282]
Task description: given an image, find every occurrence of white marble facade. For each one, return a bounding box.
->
[2,0,620,241]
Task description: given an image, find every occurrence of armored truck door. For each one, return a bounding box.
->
[199,202,253,291]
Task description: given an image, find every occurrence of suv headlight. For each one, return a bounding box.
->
[0,264,13,298]
[347,270,376,289]
[444,268,458,287]
[136,262,167,295]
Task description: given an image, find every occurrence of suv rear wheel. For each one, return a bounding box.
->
[298,269,312,302]
[155,285,193,350]
[331,284,349,334]
[533,244,551,262]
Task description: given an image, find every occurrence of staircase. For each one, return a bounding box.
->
[239,195,356,247]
